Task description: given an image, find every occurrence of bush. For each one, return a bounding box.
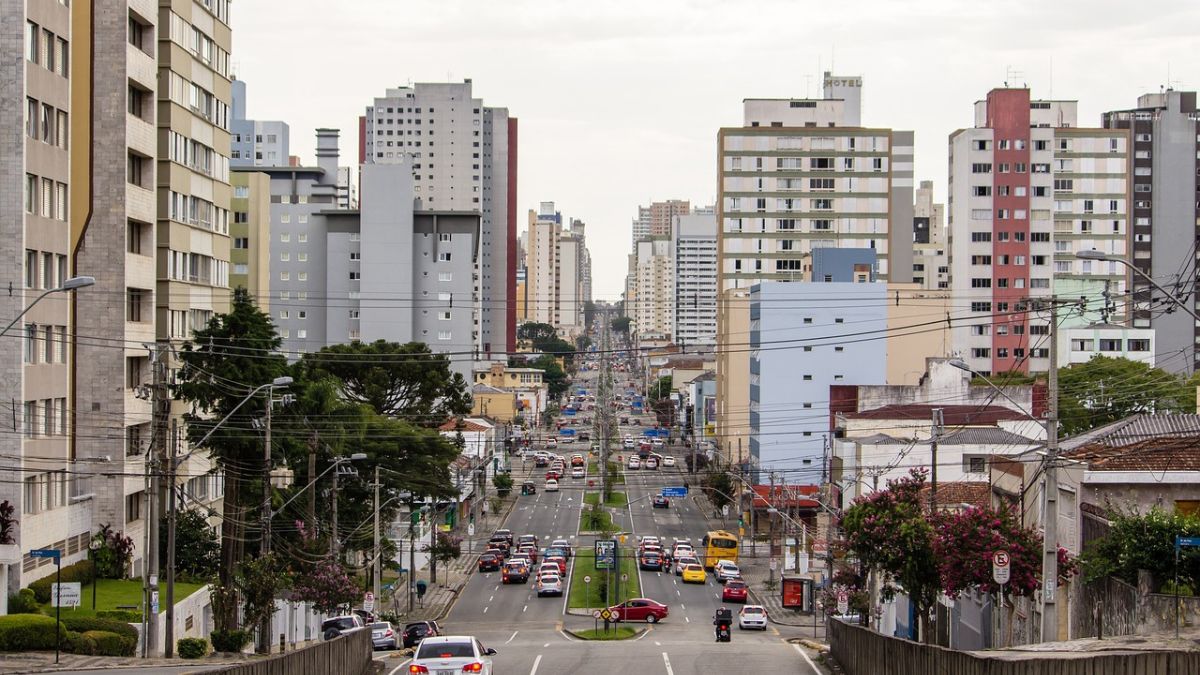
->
[64,631,96,655]
[28,561,96,603]
[61,616,138,645]
[97,609,142,622]
[81,630,135,656]
[0,614,69,651]
[177,637,208,659]
[210,629,252,653]
[7,588,41,614]
[1161,580,1194,596]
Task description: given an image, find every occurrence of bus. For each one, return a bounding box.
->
[701,530,739,569]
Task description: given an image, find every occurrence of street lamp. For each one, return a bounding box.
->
[88,537,102,610]
[1075,249,1200,323]
[1,275,95,337]
[947,357,1061,643]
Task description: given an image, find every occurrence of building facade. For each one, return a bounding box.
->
[634,237,673,339]
[1102,90,1200,374]
[229,170,271,310]
[671,214,718,346]
[912,180,948,290]
[230,78,289,167]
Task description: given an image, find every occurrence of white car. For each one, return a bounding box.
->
[545,479,559,492]
[644,457,658,470]
[538,562,560,577]
[536,573,563,597]
[571,467,585,479]
[714,560,741,583]
[628,457,640,469]
[411,636,496,674]
[672,544,693,559]
[623,439,635,449]
[651,438,665,449]
[738,605,769,630]
[662,456,676,467]
[546,439,558,449]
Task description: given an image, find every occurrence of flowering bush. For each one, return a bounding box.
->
[933,504,1041,598]
[291,556,359,615]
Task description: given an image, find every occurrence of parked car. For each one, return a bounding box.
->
[738,605,769,630]
[369,621,401,650]
[321,615,364,641]
[607,598,669,623]
[401,620,442,648]
[410,636,496,674]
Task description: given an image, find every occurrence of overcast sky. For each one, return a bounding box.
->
[233,0,1198,301]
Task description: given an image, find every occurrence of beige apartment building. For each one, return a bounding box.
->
[714,288,751,468]
[229,170,271,310]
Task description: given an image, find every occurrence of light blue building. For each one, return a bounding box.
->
[748,281,887,476]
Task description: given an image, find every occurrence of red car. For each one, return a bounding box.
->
[545,556,567,575]
[545,469,562,480]
[722,579,749,603]
[608,598,669,623]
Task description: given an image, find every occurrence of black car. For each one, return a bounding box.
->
[478,551,502,572]
[639,552,664,571]
[501,561,530,584]
[493,529,515,545]
[401,620,441,648]
[652,495,670,509]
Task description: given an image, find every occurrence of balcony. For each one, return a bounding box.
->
[126,43,156,91]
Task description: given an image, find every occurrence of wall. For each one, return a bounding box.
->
[209,627,370,675]
[715,289,750,467]
[1074,573,1200,639]
[885,285,951,385]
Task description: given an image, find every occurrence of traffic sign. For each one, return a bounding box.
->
[599,609,613,621]
[51,583,80,608]
[584,575,592,584]
[1176,536,1200,550]
[30,548,60,561]
[837,590,849,615]
[468,523,476,536]
[660,486,688,498]
[363,591,375,612]
[992,550,1011,586]
[592,610,602,619]
[621,574,628,582]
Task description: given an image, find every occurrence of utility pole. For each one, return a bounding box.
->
[768,471,778,582]
[331,464,340,557]
[257,384,277,654]
[145,341,168,658]
[1040,298,1062,643]
[373,466,381,607]
[929,408,943,513]
[408,508,416,614]
[164,423,179,658]
[307,429,318,526]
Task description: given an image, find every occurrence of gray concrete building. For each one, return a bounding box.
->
[362,80,516,358]
[1104,90,1200,374]
[231,78,289,167]
[671,214,718,346]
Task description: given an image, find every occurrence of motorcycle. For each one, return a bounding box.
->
[714,607,733,643]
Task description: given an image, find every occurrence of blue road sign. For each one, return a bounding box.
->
[30,548,60,561]
[1176,536,1200,551]
[660,487,688,498]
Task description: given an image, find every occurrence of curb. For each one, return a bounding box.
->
[562,626,646,641]
[792,637,829,652]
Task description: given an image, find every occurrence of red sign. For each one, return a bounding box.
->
[781,577,804,609]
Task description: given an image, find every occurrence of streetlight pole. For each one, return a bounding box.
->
[0,276,95,337]
[1076,249,1200,323]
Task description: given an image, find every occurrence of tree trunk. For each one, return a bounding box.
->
[216,471,244,632]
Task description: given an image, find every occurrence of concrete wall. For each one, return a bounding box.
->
[358,163,415,344]
[886,285,951,385]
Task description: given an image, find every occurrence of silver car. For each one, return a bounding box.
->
[738,605,769,630]
[536,573,563,597]
[368,621,400,650]
[410,636,497,674]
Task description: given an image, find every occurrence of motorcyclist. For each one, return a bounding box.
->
[713,606,732,642]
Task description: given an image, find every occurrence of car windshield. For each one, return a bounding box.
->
[727,581,745,588]
[325,618,357,630]
[416,641,475,659]
[370,622,390,630]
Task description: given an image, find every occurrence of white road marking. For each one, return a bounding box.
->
[542,642,550,647]
[489,595,494,602]
[530,653,543,675]
[505,631,519,644]
[483,606,488,613]
[684,616,690,623]
[662,651,675,675]
[654,641,661,646]
[792,643,822,674]
[387,659,413,675]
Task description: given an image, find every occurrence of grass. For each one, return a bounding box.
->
[585,461,625,484]
[567,552,641,610]
[579,508,614,532]
[38,578,205,619]
[572,627,638,640]
[582,491,628,507]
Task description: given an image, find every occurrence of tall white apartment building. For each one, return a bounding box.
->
[634,237,673,338]
[912,180,948,289]
[523,203,592,337]
[362,80,516,356]
[671,214,718,345]
[717,74,915,292]
[948,88,1129,375]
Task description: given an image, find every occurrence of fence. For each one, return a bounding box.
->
[208,629,372,675]
[829,616,1200,675]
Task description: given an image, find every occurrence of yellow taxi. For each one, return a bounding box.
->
[681,563,707,584]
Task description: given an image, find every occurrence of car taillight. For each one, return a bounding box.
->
[462,663,484,672]
[385,630,393,636]
[409,666,429,674]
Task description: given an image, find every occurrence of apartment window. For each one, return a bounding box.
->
[970,302,992,313]
[127,153,147,187]
[233,237,248,249]
[971,348,991,358]
[971,278,992,288]
[439,311,452,321]
[1128,339,1150,352]
[963,456,988,473]
[971,255,992,265]
[971,163,992,174]
[128,221,149,254]
[296,330,307,339]
[349,271,361,280]
[128,15,149,51]
[437,330,452,341]
[971,232,992,242]
[125,492,143,522]
[25,21,38,63]
[1099,339,1122,352]
[438,272,452,282]
[1071,339,1094,351]
[349,251,361,261]
[127,289,148,322]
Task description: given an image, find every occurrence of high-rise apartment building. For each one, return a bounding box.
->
[717,74,915,291]
[912,180,948,289]
[230,170,271,309]
[634,237,673,338]
[948,88,1129,375]
[632,199,690,245]
[231,78,289,167]
[672,214,719,346]
[1103,90,1200,374]
[523,203,592,337]
[361,80,517,356]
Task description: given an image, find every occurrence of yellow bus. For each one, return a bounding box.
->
[701,530,739,569]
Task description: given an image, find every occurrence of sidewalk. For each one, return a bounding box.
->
[0,651,249,674]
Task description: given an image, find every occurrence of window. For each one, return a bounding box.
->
[971,163,992,174]
[125,492,143,522]
[970,302,992,313]
[233,237,248,249]
[349,271,361,281]
[971,348,991,358]
[970,232,992,242]
[963,456,988,473]
[127,289,148,322]
[1099,339,1122,352]
[438,272,452,282]
[127,153,147,187]
[437,331,452,341]
[438,252,452,262]
[971,278,992,288]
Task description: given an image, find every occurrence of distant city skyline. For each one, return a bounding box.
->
[232,0,1198,300]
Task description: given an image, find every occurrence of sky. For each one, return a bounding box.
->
[232,0,1199,301]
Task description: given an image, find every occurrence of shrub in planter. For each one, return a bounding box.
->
[7,588,41,614]
[210,628,252,653]
[177,637,209,659]
[0,614,68,651]
[64,631,96,655]
[81,630,135,656]
[28,561,96,603]
[61,616,138,645]
[97,609,142,622]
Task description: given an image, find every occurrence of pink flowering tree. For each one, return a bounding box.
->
[841,469,940,641]
[292,555,360,615]
[933,504,1041,598]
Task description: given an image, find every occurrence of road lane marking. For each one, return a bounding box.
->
[662,652,674,675]
[387,659,413,675]
[505,631,518,644]
[489,595,494,602]
[483,606,488,613]
[684,616,689,623]
[792,643,821,674]
[654,641,661,646]
[530,653,543,675]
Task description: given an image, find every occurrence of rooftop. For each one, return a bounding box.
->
[843,404,1029,425]
[750,484,821,509]
[1067,436,1200,472]
[919,481,991,510]
[438,418,494,433]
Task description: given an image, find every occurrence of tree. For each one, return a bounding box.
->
[492,473,514,497]
[517,322,557,344]
[1080,506,1200,590]
[648,375,673,403]
[291,556,359,615]
[1058,356,1195,435]
[236,553,288,653]
[301,340,470,426]
[841,470,940,642]
[610,317,631,335]
[93,523,135,579]
[933,504,1042,598]
[701,470,734,510]
[583,301,597,331]
[422,532,463,576]
[576,335,593,353]
[160,509,220,581]
[528,355,569,400]
[175,288,288,633]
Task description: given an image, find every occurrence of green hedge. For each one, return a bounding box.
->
[79,630,135,656]
[61,616,137,644]
[97,609,142,622]
[28,561,96,603]
[177,637,208,659]
[210,629,252,653]
[0,614,69,651]
[6,588,41,614]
